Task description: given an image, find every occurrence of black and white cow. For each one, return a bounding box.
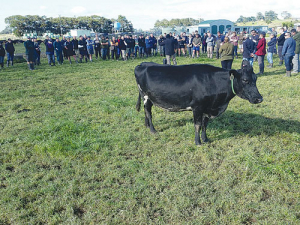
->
[135,61,263,145]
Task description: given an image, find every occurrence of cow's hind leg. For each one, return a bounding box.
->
[144,98,156,133]
[193,109,203,145]
[201,116,209,142]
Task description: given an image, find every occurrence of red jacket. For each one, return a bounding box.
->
[255,38,266,56]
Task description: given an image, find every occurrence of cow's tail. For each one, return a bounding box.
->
[136,91,142,112]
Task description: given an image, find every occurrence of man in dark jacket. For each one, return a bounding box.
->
[277,28,286,65]
[159,34,177,65]
[242,34,255,66]
[249,30,259,61]
[282,32,296,77]
[5,38,15,67]
[24,37,35,70]
[138,34,145,58]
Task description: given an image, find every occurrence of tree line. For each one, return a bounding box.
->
[236,11,292,24]
[4,15,134,37]
[154,18,204,28]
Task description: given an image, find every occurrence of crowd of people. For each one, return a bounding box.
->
[0,26,299,76]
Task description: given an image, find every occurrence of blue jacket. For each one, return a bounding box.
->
[267,37,277,53]
[282,37,296,57]
[243,38,255,58]
[53,41,62,52]
[148,37,154,48]
[145,39,152,48]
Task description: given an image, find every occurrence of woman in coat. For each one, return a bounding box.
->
[267,34,277,68]
[219,37,234,69]
[255,32,266,75]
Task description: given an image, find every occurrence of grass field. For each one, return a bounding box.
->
[0,49,300,224]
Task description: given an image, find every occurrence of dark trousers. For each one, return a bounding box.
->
[62,48,68,59]
[278,46,284,61]
[233,46,238,57]
[56,51,63,64]
[95,47,101,58]
[284,54,294,71]
[202,45,207,53]
[258,55,265,73]
[111,49,119,60]
[101,48,108,60]
[221,60,233,69]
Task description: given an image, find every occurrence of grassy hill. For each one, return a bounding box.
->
[0,50,300,224]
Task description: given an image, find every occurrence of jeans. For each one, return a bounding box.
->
[257,55,265,73]
[0,56,4,64]
[111,49,119,60]
[138,47,144,56]
[267,52,273,64]
[187,47,193,57]
[159,46,165,56]
[216,47,220,59]
[233,46,238,57]
[202,44,207,53]
[284,54,294,71]
[166,54,177,65]
[134,46,139,58]
[243,57,254,67]
[221,60,233,69]
[56,50,63,64]
[278,46,284,61]
[47,54,55,65]
[7,53,14,62]
[292,53,299,72]
[101,48,108,60]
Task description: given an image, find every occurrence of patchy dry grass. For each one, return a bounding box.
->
[0,52,300,224]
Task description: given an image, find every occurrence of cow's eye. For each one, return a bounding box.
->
[242,79,249,84]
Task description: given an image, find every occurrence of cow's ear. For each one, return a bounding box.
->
[229,69,240,79]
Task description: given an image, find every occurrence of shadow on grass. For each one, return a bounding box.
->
[153,110,299,140]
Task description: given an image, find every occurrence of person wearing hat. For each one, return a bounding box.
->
[0,41,5,70]
[86,36,94,62]
[24,37,35,70]
[282,32,296,77]
[255,32,266,75]
[5,38,15,67]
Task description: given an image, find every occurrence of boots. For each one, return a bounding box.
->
[279,60,283,66]
[85,58,88,63]
[286,71,291,77]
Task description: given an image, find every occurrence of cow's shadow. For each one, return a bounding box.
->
[156,111,300,140]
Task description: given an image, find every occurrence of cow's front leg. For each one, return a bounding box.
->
[193,109,202,145]
[144,99,156,133]
[201,116,209,142]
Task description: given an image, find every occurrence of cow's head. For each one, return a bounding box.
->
[230,60,263,104]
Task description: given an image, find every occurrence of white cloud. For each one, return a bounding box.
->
[71,6,87,14]
[40,6,47,10]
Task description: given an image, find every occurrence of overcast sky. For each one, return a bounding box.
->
[1,0,299,32]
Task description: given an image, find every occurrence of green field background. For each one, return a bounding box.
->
[0,51,300,224]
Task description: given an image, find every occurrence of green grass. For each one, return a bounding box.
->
[1,50,300,224]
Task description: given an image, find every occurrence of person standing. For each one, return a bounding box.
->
[110,36,119,60]
[65,37,78,64]
[250,30,259,61]
[291,27,300,74]
[33,38,41,66]
[238,32,244,53]
[45,38,55,66]
[255,32,266,75]
[100,36,109,60]
[158,35,165,57]
[282,32,296,77]
[192,33,201,58]
[206,32,214,59]
[72,36,79,58]
[178,33,186,57]
[242,34,255,66]
[186,34,193,58]
[119,36,127,61]
[230,31,239,58]
[159,34,177,65]
[145,35,152,57]
[78,35,88,63]
[267,34,277,68]
[53,38,63,65]
[86,36,94,62]
[277,28,286,66]
[134,35,139,58]
[5,38,15,67]
[219,37,234,69]
[0,41,5,70]
[202,33,207,54]
[24,37,35,70]
[215,32,223,59]
[61,36,68,60]
[94,36,101,59]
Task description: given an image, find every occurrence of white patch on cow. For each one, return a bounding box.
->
[186,107,192,110]
[144,95,149,104]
